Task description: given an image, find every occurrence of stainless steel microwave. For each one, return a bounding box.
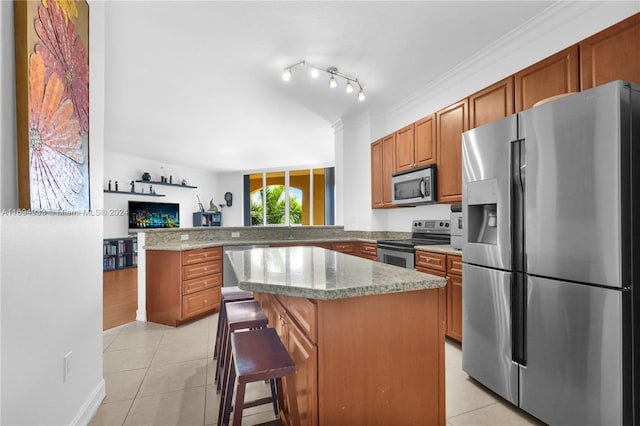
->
[392,164,437,206]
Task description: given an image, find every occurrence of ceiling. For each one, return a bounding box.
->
[103,1,556,173]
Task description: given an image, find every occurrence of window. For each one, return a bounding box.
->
[244,168,335,226]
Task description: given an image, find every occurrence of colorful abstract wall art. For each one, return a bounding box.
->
[14,0,90,212]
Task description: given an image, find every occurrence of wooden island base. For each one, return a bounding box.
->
[257,287,446,426]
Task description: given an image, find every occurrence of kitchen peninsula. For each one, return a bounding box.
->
[227,246,447,426]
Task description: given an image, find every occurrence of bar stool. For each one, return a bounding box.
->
[214,287,254,360]
[215,300,268,392]
[218,327,298,426]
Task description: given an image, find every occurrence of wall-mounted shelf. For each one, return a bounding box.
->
[104,190,165,197]
[135,180,197,189]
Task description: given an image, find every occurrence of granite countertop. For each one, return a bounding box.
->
[415,244,463,256]
[143,237,378,251]
[227,246,446,300]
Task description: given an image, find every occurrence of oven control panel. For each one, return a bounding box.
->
[412,219,450,234]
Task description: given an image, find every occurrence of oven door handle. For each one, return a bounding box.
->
[376,244,415,253]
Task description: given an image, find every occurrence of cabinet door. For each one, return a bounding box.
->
[580,13,640,90]
[414,114,436,167]
[470,76,514,128]
[381,133,396,206]
[515,45,579,111]
[394,124,415,172]
[356,242,377,260]
[370,140,384,208]
[284,317,318,426]
[436,99,468,204]
[446,273,463,342]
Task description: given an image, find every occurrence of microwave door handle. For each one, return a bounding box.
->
[420,178,426,198]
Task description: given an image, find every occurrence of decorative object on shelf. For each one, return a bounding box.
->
[196,195,205,212]
[14,0,90,212]
[224,192,233,207]
[115,181,119,191]
[108,180,112,191]
[149,185,154,194]
[170,175,173,184]
[130,181,135,192]
[209,199,218,212]
[141,172,151,181]
[282,59,365,101]
[181,179,188,186]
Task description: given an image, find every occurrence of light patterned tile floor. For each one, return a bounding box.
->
[91,314,545,426]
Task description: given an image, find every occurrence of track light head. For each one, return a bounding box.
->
[346,80,353,93]
[282,68,292,81]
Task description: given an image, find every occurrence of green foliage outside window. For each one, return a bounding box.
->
[251,185,302,225]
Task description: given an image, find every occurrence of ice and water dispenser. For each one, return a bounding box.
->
[466,179,499,246]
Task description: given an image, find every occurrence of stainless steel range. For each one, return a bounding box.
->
[377,220,450,269]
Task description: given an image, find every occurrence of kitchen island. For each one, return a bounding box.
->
[227,246,447,426]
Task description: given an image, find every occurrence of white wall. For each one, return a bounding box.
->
[103,151,220,237]
[0,1,106,424]
[338,1,640,233]
[214,171,245,227]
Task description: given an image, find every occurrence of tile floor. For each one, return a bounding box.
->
[91,314,545,426]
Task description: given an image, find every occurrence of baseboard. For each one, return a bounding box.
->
[136,309,147,322]
[71,378,106,426]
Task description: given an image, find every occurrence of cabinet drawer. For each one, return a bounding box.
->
[447,255,463,276]
[415,265,447,278]
[415,251,446,272]
[280,295,317,344]
[182,247,222,266]
[182,261,221,280]
[182,288,219,319]
[332,242,355,254]
[357,242,377,259]
[183,273,222,295]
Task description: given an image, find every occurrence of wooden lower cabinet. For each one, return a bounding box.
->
[103,268,138,330]
[416,251,463,342]
[356,242,377,260]
[258,289,445,425]
[146,247,222,326]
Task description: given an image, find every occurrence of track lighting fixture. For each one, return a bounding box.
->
[281,60,365,101]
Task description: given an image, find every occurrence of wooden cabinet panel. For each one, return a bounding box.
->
[183,273,222,295]
[381,133,396,206]
[281,295,317,344]
[182,246,222,265]
[331,242,355,254]
[356,242,377,260]
[446,274,463,342]
[147,248,221,327]
[580,13,640,90]
[470,76,514,128]
[414,114,436,167]
[415,250,447,273]
[436,99,468,204]
[284,316,318,426]
[416,252,463,343]
[395,123,415,172]
[515,45,579,112]
[182,261,221,281]
[182,287,219,319]
[447,255,463,276]
[370,140,384,208]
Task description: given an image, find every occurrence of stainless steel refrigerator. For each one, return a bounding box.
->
[461,80,639,425]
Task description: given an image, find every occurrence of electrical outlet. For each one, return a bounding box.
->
[181,234,189,241]
[63,351,72,382]
[231,232,240,238]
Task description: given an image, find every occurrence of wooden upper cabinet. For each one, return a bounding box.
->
[436,99,468,204]
[580,13,640,90]
[381,133,396,206]
[394,124,415,172]
[414,114,437,167]
[514,45,579,112]
[470,76,514,128]
[370,140,383,208]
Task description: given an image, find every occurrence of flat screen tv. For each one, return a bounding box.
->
[128,201,180,229]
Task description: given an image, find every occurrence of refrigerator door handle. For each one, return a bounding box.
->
[511,272,527,365]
